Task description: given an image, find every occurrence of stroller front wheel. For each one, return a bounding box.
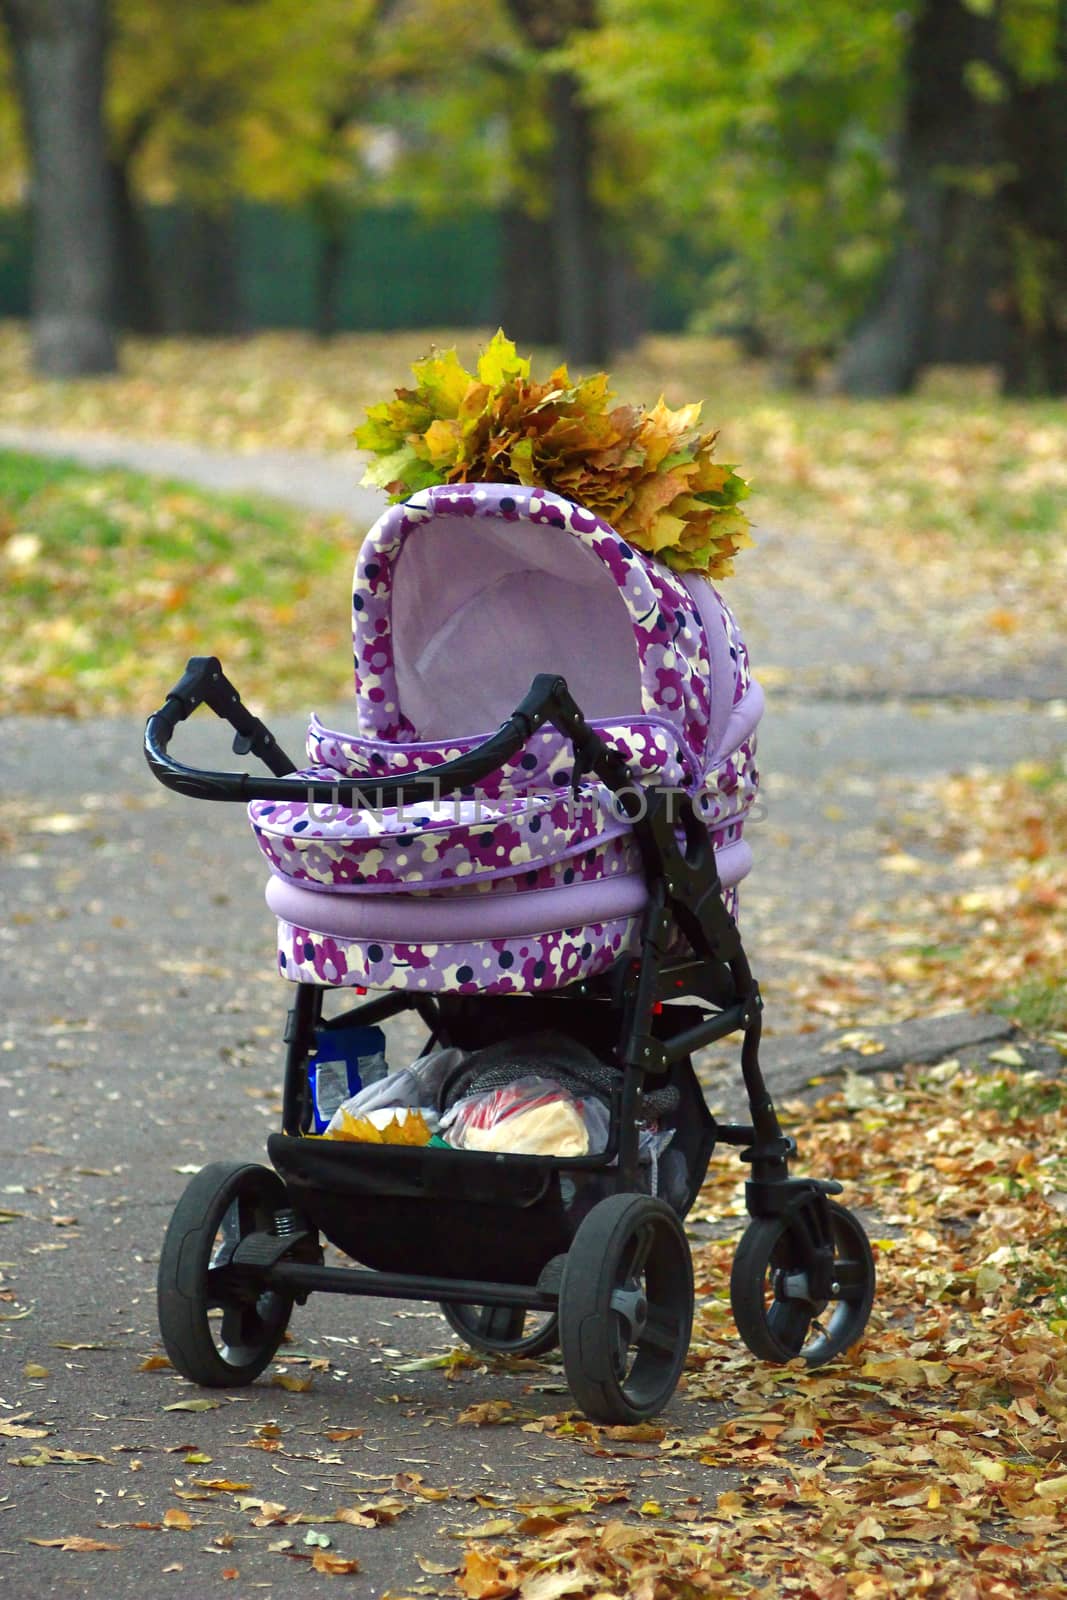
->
[730,1200,875,1367]
[157,1162,294,1387]
[440,1301,559,1359]
[558,1193,693,1425]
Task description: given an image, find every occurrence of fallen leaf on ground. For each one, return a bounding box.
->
[28,1535,121,1552]
[311,1549,360,1574]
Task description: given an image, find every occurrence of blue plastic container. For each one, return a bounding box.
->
[308,1024,388,1133]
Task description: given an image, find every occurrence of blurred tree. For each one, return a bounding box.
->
[109,0,496,337]
[838,0,1067,395]
[574,0,1065,391]
[241,0,516,338]
[837,0,1005,393]
[109,0,290,333]
[567,0,904,382]
[997,0,1067,393]
[502,0,608,363]
[0,0,116,374]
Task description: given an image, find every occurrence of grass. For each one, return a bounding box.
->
[861,759,1067,1041]
[996,976,1067,1036]
[977,1071,1067,1121]
[1,321,1063,688]
[0,449,357,716]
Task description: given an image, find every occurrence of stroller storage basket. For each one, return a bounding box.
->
[268,1135,573,1284]
[268,1006,718,1284]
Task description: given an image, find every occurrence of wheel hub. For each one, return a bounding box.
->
[610,1285,648,1336]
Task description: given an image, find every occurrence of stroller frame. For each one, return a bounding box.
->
[147,655,874,1422]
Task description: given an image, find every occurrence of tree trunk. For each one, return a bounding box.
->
[836,0,1004,395]
[835,180,945,395]
[999,32,1067,395]
[310,192,348,341]
[2,0,117,375]
[109,156,161,334]
[499,208,559,344]
[503,0,613,363]
[165,203,246,336]
[548,69,608,366]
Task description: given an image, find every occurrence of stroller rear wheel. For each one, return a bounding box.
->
[157,1162,294,1387]
[730,1200,875,1367]
[440,1301,559,1358]
[558,1193,693,1425]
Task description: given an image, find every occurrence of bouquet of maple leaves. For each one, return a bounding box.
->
[355,330,752,579]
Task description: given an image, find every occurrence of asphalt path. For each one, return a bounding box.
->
[1,431,1064,1597]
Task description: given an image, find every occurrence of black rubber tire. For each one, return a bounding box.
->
[440,1302,560,1359]
[730,1200,875,1367]
[558,1193,693,1424]
[157,1162,294,1387]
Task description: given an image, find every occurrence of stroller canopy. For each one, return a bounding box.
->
[352,483,748,770]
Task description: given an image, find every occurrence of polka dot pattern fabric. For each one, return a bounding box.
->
[252,484,761,993]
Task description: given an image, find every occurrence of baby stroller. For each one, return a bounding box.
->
[145,481,875,1424]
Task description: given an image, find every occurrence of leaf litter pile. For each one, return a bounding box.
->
[852,762,1067,1038]
[756,757,1067,1043]
[6,1061,1067,1596]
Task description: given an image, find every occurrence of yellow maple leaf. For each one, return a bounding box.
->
[456,1546,520,1599]
[476,329,530,388]
[424,418,461,467]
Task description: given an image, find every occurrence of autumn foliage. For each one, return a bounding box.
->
[355,330,753,578]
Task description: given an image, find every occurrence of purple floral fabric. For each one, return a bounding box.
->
[251,775,634,893]
[249,746,758,894]
[275,886,739,996]
[305,713,693,794]
[719,593,753,703]
[697,736,760,828]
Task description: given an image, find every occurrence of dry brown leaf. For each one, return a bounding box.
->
[416,1554,460,1574]
[27,1535,121,1552]
[393,1471,449,1501]
[12,1446,109,1466]
[0,1415,49,1439]
[457,1546,521,1599]
[457,1399,513,1426]
[310,1549,361,1574]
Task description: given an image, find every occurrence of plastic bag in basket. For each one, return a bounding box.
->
[441,1076,609,1157]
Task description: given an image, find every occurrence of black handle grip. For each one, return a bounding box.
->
[143,663,632,808]
[165,655,222,716]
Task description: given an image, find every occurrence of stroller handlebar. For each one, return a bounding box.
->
[144,657,632,807]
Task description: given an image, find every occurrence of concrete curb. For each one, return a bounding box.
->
[703,1010,1060,1116]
